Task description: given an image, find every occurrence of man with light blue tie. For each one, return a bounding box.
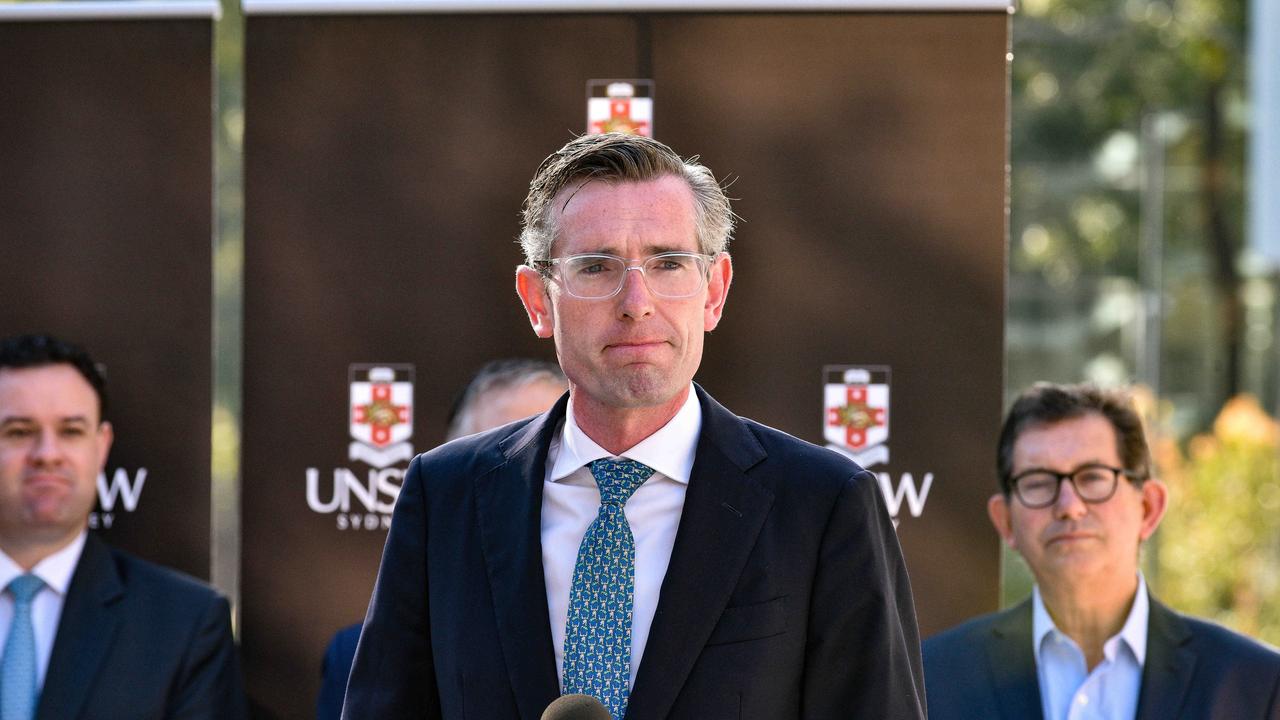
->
[342,133,925,720]
[923,383,1280,719]
[0,334,249,720]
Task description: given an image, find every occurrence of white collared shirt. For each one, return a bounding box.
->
[542,384,700,691]
[1033,575,1149,720]
[0,531,87,690]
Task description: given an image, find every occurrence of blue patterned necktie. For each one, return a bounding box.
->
[1,574,45,720]
[562,458,656,720]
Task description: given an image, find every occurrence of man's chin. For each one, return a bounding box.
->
[605,372,686,410]
[24,501,89,533]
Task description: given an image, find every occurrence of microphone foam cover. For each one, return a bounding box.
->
[540,693,613,720]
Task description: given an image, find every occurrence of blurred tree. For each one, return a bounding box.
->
[1011,0,1249,424]
[1005,0,1262,616]
[1153,395,1280,645]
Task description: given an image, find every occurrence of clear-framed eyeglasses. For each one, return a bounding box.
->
[534,251,715,300]
[1008,463,1143,509]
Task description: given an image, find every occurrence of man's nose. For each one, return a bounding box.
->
[617,266,655,318]
[30,429,64,465]
[1053,477,1087,519]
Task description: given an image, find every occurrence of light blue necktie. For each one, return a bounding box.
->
[562,458,655,720]
[1,574,44,720]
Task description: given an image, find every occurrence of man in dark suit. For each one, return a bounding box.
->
[0,334,249,720]
[343,133,925,720]
[924,382,1280,719]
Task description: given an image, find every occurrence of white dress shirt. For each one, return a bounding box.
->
[0,531,86,690]
[1033,575,1149,720]
[542,385,700,691]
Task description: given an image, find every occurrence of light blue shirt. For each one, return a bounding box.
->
[0,531,86,691]
[1033,576,1149,720]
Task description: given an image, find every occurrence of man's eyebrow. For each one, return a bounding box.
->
[644,245,690,255]
[573,245,692,258]
[1015,460,1113,474]
[0,415,92,425]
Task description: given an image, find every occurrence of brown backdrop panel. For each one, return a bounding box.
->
[241,15,641,718]
[0,19,214,580]
[648,12,1008,639]
[242,10,1005,717]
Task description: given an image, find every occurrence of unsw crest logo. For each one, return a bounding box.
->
[306,365,414,531]
[823,366,932,529]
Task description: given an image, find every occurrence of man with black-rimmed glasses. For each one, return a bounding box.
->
[924,382,1280,720]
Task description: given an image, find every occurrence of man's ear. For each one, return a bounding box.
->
[96,421,114,471]
[1138,478,1168,541]
[987,492,1016,548]
[703,252,733,332]
[516,266,555,339]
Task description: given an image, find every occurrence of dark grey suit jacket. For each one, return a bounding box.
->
[344,386,925,720]
[34,533,249,720]
[923,596,1280,720]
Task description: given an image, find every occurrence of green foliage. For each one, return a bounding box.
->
[1012,0,1247,290]
[1153,395,1280,645]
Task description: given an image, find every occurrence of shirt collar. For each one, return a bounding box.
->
[1032,573,1149,666]
[0,531,87,597]
[548,383,702,484]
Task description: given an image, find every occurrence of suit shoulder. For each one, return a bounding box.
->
[739,416,870,482]
[410,416,534,477]
[924,609,1009,660]
[1181,613,1280,667]
[108,545,226,606]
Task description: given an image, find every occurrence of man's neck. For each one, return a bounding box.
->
[571,386,690,456]
[0,528,83,571]
[1039,572,1139,670]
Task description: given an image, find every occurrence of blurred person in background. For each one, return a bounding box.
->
[0,333,248,720]
[924,382,1280,720]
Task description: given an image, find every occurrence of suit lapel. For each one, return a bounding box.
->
[475,398,565,720]
[37,533,125,720]
[627,387,773,720]
[985,601,1044,720]
[1135,598,1195,720]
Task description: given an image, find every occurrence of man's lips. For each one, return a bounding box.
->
[24,473,72,491]
[604,340,669,361]
[1046,530,1099,546]
[607,340,666,348]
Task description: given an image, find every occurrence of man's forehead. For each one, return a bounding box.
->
[550,175,698,254]
[1012,413,1121,467]
[0,364,101,421]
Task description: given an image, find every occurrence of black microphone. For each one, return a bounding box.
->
[540,693,612,720]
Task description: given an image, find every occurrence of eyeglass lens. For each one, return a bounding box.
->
[560,254,708,298]
[1015,466,1118,507]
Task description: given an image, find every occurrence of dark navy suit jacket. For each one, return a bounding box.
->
[343,386,925,720]
[923,596,1280,720]
[317,623,361,720]
[35,532,249,720]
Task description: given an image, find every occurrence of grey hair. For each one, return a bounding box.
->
[519,133,735,264]
[444,358,567,441]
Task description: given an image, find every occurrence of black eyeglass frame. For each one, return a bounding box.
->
[1007,463,1146,509]
[532,251,716,300]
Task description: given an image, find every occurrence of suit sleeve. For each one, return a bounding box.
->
[166,594,251,720]
[317,625,361,720]
[802,469,926,719]
[342,454,441,719]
